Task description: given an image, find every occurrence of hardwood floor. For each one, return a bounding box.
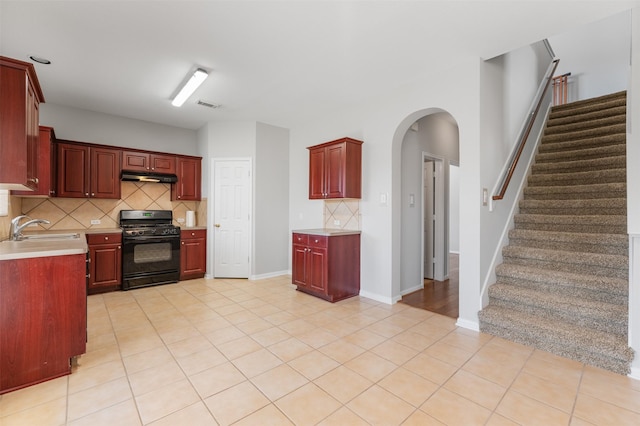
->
[400,253,459,318]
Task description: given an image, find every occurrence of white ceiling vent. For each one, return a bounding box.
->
[196,100,221,109]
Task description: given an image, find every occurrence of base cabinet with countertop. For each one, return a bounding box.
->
[0,253,86,394]
[87,232,122,294]
[292,230,360,302]
[180,229,206,280]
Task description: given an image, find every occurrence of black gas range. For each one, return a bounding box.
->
[119,210,181,290]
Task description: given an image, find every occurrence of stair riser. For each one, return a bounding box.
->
[527,174,626,187]
[531,157,626,174]
[495,276,628,304]
[502,257,628,279]
[523,190,626,201]
[550,97,626,118]
[488,297,627,336]
[536,145,626,163]
[478,321,631,375]
[508,238,628,255]
[539,136,625,151]
[514,222,627,234]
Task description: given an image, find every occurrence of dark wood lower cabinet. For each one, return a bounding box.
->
[87,233,122,294]
[292,232,360,302]
[180,229,206,280]
[0,254,86,394]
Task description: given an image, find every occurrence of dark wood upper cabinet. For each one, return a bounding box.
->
[0,56,45,191]
[57,141,121,199]
[12,126,56,196]
[122,151,176,174]
[172,155,202,201]
[308,137,362,199]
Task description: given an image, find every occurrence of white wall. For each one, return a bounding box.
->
[550,10,631,102]
[254,122,289,278]
[449,164,460,253]
[40,103,198,155]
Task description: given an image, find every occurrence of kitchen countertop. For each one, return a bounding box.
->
[293,228,361,236]
[0,232,88,261]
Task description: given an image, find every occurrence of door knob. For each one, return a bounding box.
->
[214,224,221,228]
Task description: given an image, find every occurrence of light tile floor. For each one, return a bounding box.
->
[2,276,640,425]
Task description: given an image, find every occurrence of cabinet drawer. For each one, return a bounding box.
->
[293,233,308,245]
[87,233,122,245]
[181,229,206,240]
[308,235,327,248]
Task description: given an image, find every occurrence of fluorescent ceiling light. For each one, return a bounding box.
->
[171,68,208,107]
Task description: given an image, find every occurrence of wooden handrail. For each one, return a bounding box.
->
[493,58,559,201]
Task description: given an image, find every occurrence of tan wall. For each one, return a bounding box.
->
[0,196,23,240]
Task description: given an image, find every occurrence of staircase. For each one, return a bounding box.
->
[478,91,634,375]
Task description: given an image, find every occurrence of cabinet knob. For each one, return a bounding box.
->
[91,192,95,196]
[181,241,184,245]
[314,239,319,243]
[85,192,89,196]
[117,245,121,249]
[151,167,155,170]
[191,232,195,236]
[104,236,109,241]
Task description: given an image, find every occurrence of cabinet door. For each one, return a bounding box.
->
[150,154,176,174]
[87,234,122,294]
[308,147,326,199]
[325,143,346,198]
[307,247,327,293]
[13,126,54,196]
[90,147,121,199]
[292,244,308,286]
[172,156,201,201]
[57,143,89,198]
[122,151,149,172]
[25,83,39,190]
[180,231,206,280]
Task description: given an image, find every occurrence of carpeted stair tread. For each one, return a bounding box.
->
[495,263,628,298]
[501,246,628,278]
[538,133,625,153]
[527,169,625,187]
[546,105,627,129]
[543,114,625,135]
[535,143,626,163]
[518,198,626,216]
[487,284,627,335]
[540,123,625,145]
[478,305,633,375]
[523,182,626,200]
[513,213,627,234]
[531,155,625,174]
[507,228,628,254]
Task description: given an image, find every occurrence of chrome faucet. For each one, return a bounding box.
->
[9,215,51,241]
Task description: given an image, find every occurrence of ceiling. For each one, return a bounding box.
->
[1,1,636,130]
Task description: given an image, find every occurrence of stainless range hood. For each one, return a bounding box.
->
[121,171,178,183]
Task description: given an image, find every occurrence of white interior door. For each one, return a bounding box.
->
[424,160,435,279]
[213,159,251,278]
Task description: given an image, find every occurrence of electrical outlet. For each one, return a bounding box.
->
[177,218,185,223]
[333,220,340,226]
[91,219,101,225]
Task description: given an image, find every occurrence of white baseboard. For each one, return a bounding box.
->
[629,366,640,381]
[359,290,400,305]
[249,270,289,281]
[401,284,424,296]
[456,318,480,331]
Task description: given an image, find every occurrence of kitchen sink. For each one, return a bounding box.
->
[16,232,81,241]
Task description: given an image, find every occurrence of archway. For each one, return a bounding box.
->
[394,109,460,317]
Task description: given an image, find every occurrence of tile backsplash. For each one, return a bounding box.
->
[19,181,205,231]
[324,199,361,230]
[0,194,23,240]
